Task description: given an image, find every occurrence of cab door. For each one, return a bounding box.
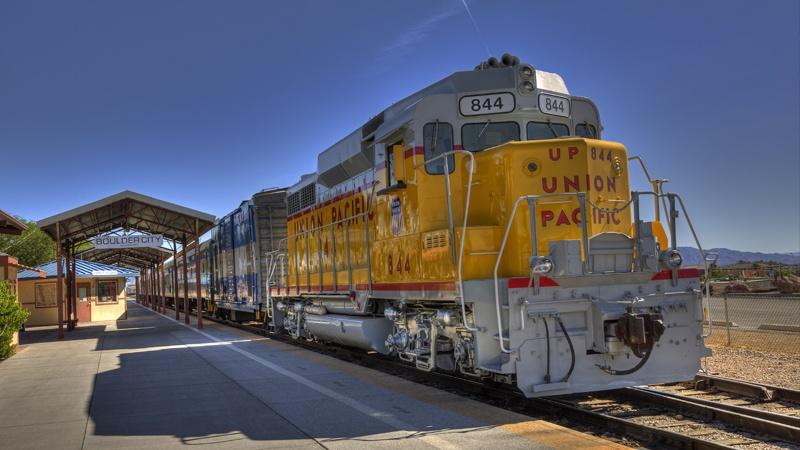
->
[374,137,418,282]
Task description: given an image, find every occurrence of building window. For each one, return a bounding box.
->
[461,121,520,152]
[35,282,57,308]
[96,281,118,304]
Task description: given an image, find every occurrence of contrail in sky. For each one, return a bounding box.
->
[460,0,492,57]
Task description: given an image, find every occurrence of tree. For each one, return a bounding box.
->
[0,281,29,359]
[0,218,55,267]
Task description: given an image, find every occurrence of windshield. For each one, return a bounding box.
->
[461,122,520,151]
[527,121,570,140]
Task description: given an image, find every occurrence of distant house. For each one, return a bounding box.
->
[17,259,138,327]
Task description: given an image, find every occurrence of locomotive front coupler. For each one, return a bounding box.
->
[614,304,666,358]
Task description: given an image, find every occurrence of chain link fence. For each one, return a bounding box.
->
[704,293,800,354]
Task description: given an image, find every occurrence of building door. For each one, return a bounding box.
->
[76,283,91,322]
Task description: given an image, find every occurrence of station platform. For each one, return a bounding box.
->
[0,301,625,450]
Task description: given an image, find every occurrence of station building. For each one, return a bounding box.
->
[0,208,30,347]
[17,259,138,327]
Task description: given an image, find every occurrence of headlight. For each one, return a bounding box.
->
[529,256,554,274]
[660,249,683,268]
[520,65,534,78]
[520,80,535,93]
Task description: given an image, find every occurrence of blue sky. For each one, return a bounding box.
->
[1,0,798,252]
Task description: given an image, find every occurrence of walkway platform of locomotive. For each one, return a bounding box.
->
[0,301,624,450]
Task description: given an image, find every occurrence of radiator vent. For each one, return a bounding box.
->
[423,230,449,249]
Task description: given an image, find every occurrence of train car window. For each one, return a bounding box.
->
[423,122,454,174]
[461,122,520,152]
[526,121,570,140]
[575,123,597,138]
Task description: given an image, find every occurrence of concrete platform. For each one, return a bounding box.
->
[0,301,626,449]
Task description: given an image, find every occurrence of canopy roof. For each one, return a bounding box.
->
[77,246,173,269]
[37,191,215,244]
[18,258,139,280]
[0,209,27,235]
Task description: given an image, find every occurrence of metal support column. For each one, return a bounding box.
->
[71,244,77,328]
[135,276,140,304]
[182,237,189,324]
[55,223,64,339]
[160,261,166,314]
[65,246,73,331]
[173,242,179,320]
[194,220,203,329]
[151,265,157,311]
[723,293,732,346]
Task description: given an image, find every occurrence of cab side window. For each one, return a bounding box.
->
[575,123,597,138]
[423,122,454,174]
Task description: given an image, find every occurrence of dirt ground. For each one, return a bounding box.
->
[704,327,800,354]
[704,345,800,389]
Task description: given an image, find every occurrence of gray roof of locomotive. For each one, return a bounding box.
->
[296,59,580,192]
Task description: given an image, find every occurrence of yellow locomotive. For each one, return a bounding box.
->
[269,54,710,396]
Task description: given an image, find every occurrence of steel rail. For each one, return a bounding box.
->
[625,387,800,443]
[534,397,737,450]
[695,374,800,404]
[639,386,800,429]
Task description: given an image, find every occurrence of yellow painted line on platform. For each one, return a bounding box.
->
[500,420,629,449]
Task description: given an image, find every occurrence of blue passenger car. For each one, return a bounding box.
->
[213,201,259,313]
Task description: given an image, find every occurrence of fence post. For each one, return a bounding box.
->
[723,292,731,346]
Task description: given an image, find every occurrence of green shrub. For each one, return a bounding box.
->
[0,281,29,360]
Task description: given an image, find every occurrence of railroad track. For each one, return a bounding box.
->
[190,309,800,449]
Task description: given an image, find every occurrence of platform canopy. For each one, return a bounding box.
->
[37,191,216,337]
[38,190,216,248]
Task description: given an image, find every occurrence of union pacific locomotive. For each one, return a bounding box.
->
[164,54,711,397]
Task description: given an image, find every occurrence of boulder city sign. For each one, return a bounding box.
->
[92,234,163,249]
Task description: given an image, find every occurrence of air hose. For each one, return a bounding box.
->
[543,317,551,383]
[556,317,575,382]
[598,343,655,376]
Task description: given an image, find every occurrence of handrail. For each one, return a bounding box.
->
[413,150,478,332]
[673,193,715,337]
[493,192,590,354]
[264,251,286,315]
[289,209,371,294]
[629,156,670,227]
[634,191,715,337]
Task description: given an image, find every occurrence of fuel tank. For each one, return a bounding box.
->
[304,314,393,354]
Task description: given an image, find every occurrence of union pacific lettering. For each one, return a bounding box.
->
[542,146,620,194]
[540,206,622,228]
[541,174,617,194]
[290,189,374,235]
